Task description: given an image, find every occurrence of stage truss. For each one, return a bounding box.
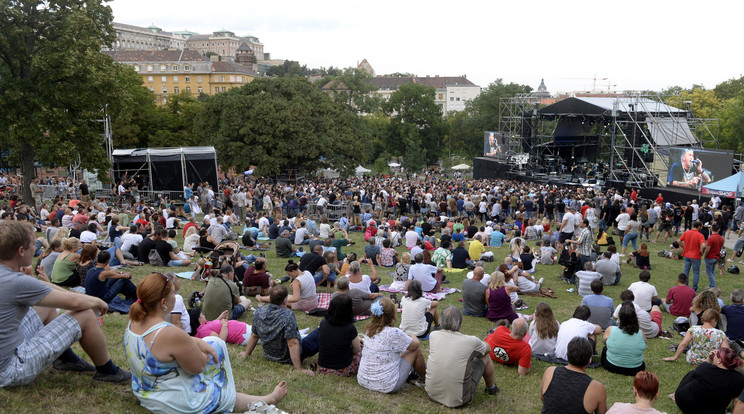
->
[496,93,722,188]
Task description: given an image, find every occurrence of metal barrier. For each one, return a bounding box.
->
[305,203,372,221]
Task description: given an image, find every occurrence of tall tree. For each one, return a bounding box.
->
[0,0,116,207]
[323,67,381,114]
[384,83,444,170]
[195,77,364,177]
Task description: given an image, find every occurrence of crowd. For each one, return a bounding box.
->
[2,169,744,413]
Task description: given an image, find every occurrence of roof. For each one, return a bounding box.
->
[103,50,205,62]
[414,76,476,89]
[237,42,252,51]
[210,61,258,76]
[185,34,211,41]
[324,75,477,91]
[539,97,687,118]
[113,147,216,157]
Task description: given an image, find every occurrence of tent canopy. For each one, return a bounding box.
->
[355,165,371,173]
[539,97,688,118]
[112,147,218,193]
[388,162,401,167]
[702,172,744,198]
[451,163,472,170]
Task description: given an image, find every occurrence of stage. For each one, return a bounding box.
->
[639,186,717,206]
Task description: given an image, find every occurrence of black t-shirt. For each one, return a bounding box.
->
[421,222,432,237]
[317,319,357,369]
[467,225,478,238]
[299,252,326,275]
[154,240,173,264]
[69,228,82,239]
[451,247,470,269]
[79,183,89,195]
[675,362,744,414]
[673,207,684,222]
[138,237,157,264]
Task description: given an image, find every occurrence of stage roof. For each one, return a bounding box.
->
[539,97,688,118]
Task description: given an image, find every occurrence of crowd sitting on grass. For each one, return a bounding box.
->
[5,171,744,412]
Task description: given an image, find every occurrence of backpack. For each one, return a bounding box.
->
[148,249,165,267]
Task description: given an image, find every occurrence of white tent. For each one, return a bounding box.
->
[388,162,401,167]
[355,165,371,176]
[451,163,472,170]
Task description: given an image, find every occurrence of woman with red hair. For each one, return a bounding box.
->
[671,347,744,413]
[606,371,663,413]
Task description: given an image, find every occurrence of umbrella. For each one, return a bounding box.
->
[451,163,472,170]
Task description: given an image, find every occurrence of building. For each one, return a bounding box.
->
[104,23,186,51]
[103,50,259,104]
[184,30,265,63]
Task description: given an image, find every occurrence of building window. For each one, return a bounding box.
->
[172,64,178,71]
[149,86,154,91]
[148,76,153,83]
[222,87,226,92]
[237,76,242,82]
[456,97,460,101]
[438,94,443,99]
[174,87,179,93]
[173,75,178,82]
[184,65,190,71]
[162,86,167,93]
[160,64,167,72]
[197,87,203,93]
[196,76,202,82]
[161,76,166,82]
[133,65,140,72]
[146,64,154,72]
[186,87,191,92]
[449,97,454,101]
[185,76,190,82]
[220,76,225,82]
[214,76,219,82]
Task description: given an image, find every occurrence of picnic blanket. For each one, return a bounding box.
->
[377,285,460,301]
[306,293,371,321]
[175,271,194,280]
[524,287,558,299]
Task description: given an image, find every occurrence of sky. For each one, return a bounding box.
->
[110,0,744,94]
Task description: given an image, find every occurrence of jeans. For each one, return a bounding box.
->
[622,233,638,250]
[106,246,121,267]
[703,258,718,289]
[101,278,138,303]
[113,237,123,250]
[313,270,336,286]
[683,257,702,290]
[300,328,320,361]
[598,219,607,232]
[230,304,246,320]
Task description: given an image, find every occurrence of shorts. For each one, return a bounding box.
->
[462,356,486,405]
[650,310,662,337]
[391,357,412,393]
[0,309,81,388]
[168,260,185,267]
[660,222,672,231]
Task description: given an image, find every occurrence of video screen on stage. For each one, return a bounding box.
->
[484,131,509,157]
[667,147,733,190]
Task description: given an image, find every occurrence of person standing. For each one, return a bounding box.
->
[679,221,706,291]
[702,223,723,290]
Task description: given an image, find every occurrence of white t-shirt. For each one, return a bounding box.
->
[615,213,631,231]
[405,231,419,249]
[80,230,97,244]
[120,233,143,253]
[348,274,373,294]
[628,281,658,311]
[529,319,560,356]
[319,223,331,239]
[561,214,575,233]
[294,228,308,244]
[466,271,491,286]
[554,318,598,360]
[358,327,412,393]
[517,276,539,293]
[399,297,432,337]
[171,294,191,333]
[613,302,659,338]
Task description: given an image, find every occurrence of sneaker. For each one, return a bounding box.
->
[92,367,132,383]
[414,380,426,388]
[658,331,673,339]
[485,384,500,395]
[537,278,544,285]
[53,358,95,373]
[406,371,420,383]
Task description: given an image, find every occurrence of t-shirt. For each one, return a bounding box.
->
[490,231,506,247]
[679,229,705,260]
[606,402,666,414]
[484,326,531,368]
[318,319,357,370]
[0,265,53,369]
[686,325,726,365]
[298,253,326,275]
[120,233,143,254]
[407,263,438,292]
[706,233,724,260]
[613,303,659,338]
[431,247,452,268]
[85,267,108,300]
[425,330,490,408]
[251,304,300,364]
[468,240,485,261]
[462,279,488,315]
[332,289,374,316]
[154,240,174,265]
[628,281,658,311]
[405,230,419,249]
[40,251,60,277]
[138,237,157,264]
[555,318,597,360]
[79,230,97,244]
[451,247,470,269]
[399,297,432,337]
[242,266,270,289]
[582,294,615,329]
[722,304,744,341]
[528,319,559,355]
[358,327,413,393]
[171,294,191,333]
[576,271,602,297]
[666,285,696,317]
[201,277,238,321]
[595,259,621,286]
[274,237,293,258]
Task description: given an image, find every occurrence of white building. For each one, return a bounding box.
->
[104,23,186,51]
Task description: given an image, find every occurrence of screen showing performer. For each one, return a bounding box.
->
[484,131,508,157]
[667,148,732,190]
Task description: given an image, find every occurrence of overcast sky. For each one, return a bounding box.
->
[110,0,744,93]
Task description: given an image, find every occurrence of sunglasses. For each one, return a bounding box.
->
[155,272,171,299]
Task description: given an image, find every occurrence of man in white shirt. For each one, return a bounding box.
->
[614,290,661,338]
[558,206,576,243]
[627,270,659,312]
[294,222,310,245]
[208,217,228,244]
[120,225,143,259]
[711,195,721,209]
[554,305,603,360]
[405,225,419,249]
[79,223,98,244]
[615,208,631,238]
[406,253,439,292]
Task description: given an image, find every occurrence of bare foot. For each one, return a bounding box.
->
[668,393,675,402]
[265,381,288,405]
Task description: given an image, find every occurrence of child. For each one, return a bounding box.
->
[190,309,253,345]
[540,240,557,265]
[607,244,621,267]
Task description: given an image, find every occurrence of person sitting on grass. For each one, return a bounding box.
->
[541,337,607,414]
[191,309,253,346]
[614,290,662,339]
[664,308,728,365]
[670,347,744,414]
[661,273,696,318]
[529,302,560,356]
[627,243,651,269]
[357,298,427,393]
[125,273,286,413]
[554,305,604,361]
[201,264,252,321]
[331,276,383,317]
[601,301,647,376]
[628,269,660,313]
[317,294,363,377]
[399,280,439,339]
[582,279,615,330]
[84,250,137,305]
[425,306,498,408]
[484,317,532,375]
[606,371,664,414]
[240,285,318,376]
[0,221,131,387]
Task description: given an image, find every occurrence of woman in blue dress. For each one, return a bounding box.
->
[124,273,287,413]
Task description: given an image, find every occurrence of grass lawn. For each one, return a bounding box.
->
[1,223,738,413]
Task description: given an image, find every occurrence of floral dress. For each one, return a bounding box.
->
[686,325,726,365]
[123,321,236,413]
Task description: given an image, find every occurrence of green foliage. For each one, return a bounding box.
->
[195,77,364,177]
[384,83,444,168]
[719,95,744,153]
[714,76,744,100]
[384,72,414,77]
[267,60,308,78]
[0,0,117,204]
[323,67,381,114]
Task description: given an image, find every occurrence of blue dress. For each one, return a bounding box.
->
[123,321,236,413]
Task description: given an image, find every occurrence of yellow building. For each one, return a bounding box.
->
[103,50,259,104]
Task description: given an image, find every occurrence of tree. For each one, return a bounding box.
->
[0,0,117,207]
[719,95,744,153]
[384,83,444,170]
[714,76,744,100]
[267,60,308,78]
[195,77,364,177]
[322,67,381,114]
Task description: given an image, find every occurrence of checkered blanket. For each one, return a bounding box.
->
[377,285,460,301]
[307,293,370,321]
